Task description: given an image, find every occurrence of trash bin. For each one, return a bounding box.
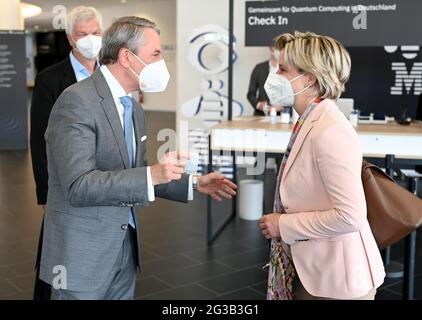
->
[238,179,263,220]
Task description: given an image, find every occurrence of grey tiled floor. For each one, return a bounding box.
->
[0,111,421,300]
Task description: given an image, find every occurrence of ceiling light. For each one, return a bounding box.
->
[20,2,42,18]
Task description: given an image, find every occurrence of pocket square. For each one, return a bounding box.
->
[141,135,147,142]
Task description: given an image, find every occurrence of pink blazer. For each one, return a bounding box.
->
[278,99,385,299]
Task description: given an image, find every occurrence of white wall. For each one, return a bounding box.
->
[0,0,22,30]
[176,0,228,126]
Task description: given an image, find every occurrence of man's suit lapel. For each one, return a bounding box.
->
[281,101,329,184]
[91,70,131,169]
[62,56,77,88]
[132,101,145,167]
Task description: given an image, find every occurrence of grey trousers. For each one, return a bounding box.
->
[51,227,138,300]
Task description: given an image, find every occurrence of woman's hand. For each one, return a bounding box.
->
[259,213,282,239]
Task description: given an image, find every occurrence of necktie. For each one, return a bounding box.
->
[119,96,136,229]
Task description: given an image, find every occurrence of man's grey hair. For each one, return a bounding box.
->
[66,6,103,35]
[99,16,160,65]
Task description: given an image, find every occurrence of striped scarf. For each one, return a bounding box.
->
[267,101,319,300]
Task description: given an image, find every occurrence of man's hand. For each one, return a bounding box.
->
[150,151,190,185]
[259,213,282,239]
[257,101,268,112]
[41,205,47,211]
[197,172,237,201]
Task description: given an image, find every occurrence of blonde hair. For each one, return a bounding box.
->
[274,31,351,100]
[66,6,103,35]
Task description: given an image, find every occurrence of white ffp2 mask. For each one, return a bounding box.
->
[264,72,310,107]
[75,35,102,60]
[129,51,170,92]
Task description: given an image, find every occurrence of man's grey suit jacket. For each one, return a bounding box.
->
[39,69,189,292]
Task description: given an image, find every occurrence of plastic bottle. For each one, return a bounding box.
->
[349,110,359,127]
[270,107,277,124]
[281,110,290,124]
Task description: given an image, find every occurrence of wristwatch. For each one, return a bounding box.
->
[192,175,199,191]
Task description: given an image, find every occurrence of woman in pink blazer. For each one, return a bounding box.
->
[259,31,385,300]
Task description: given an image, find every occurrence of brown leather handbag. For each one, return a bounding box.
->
[361,160,422,250]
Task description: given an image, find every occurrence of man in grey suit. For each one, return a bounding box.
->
[40,16,237,300]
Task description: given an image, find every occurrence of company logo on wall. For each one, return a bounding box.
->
[182,24,243,127]
[181,25,243,176]
[343,45,422,118]
[385,46,422,96]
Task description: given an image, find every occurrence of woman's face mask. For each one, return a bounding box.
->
[128,51,170,93]
[264,72,310,107]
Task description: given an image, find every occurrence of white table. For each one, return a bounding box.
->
[211,117,422,160]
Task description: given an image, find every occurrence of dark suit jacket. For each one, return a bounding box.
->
[30,56,77,205]
[247,60,270,116]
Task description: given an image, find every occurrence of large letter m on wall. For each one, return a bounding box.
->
[390,62,422,95]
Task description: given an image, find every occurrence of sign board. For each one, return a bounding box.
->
[245,0,421,47]
[0,31,28,149]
